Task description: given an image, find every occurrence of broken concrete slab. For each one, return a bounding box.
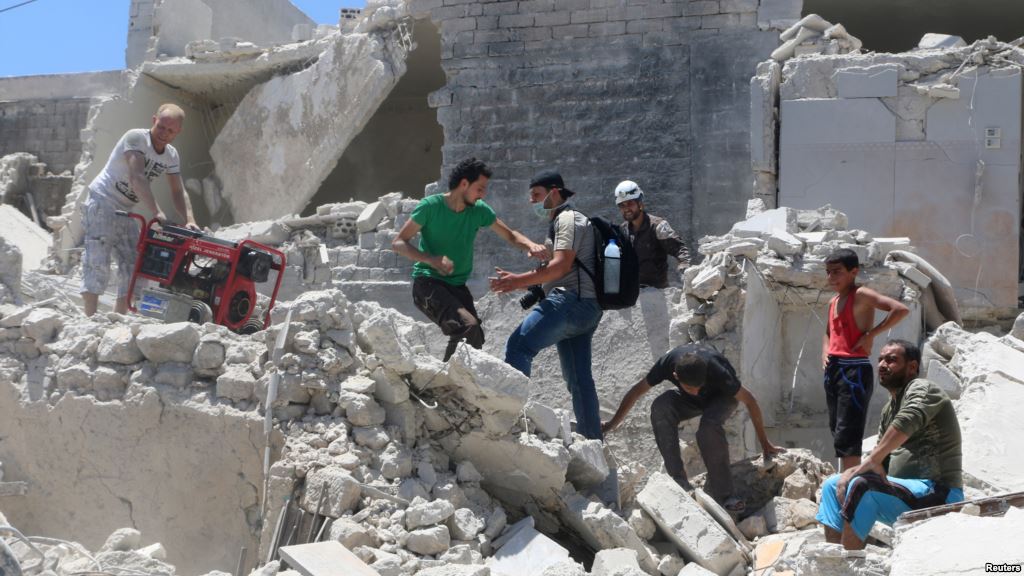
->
[890,507,1024,576]
[558,490,658,575]
[278,541,381,576]
[406,525,451,556]
[917,33,967,51]
[488,519,571,576]
[525,400,561,439]
[454,431,569,508]
[301,466,361,517]
[637,473,745,576]
[135,322,200,363]
[357,201,387,233]
[212,27,410,222]
[730,207,797,238]
[957,373,1024,493]
[446,346,531,436]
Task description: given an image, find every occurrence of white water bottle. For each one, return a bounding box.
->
[604,239,621,294]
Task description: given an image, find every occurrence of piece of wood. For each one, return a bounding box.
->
[894,491,1024,529]
[0,482,28,497]
[279,541,380,576]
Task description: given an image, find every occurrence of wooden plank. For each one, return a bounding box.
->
[279,541,380,576]
[0,482,28,497]
[894,491,1024,529]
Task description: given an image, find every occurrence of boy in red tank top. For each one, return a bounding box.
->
[823,249,910,471]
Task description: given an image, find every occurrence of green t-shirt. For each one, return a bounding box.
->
[410,194,496,285]
[879,378,963,488]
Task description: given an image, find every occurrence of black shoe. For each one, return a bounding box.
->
[443,339,460,362]
[671,475,694,493]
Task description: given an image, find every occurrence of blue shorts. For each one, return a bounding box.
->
[816,472,963,541]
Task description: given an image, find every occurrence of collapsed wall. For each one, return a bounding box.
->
[210,6,414,223]
[0,307,272,574]
[752,33,1024,316]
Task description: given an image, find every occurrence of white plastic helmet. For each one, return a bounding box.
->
[614,180,644,205]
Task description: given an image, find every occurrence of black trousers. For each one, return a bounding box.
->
[412,276,485,349]
[650,388,738,500]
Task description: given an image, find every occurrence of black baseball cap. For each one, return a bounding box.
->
[529,170,574,197]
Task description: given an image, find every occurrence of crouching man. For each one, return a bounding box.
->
[816,339,964,550]
[602,343,783,511]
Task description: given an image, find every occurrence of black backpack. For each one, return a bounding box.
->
[575,215,640,310]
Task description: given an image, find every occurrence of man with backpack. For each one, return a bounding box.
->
[489,170,607,440]
[614,180,690,289]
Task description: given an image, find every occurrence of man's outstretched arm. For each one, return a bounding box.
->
[490,218,547,260]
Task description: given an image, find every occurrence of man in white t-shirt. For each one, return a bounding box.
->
[80,103,198,316]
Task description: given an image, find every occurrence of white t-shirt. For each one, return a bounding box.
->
[89,128,180,208]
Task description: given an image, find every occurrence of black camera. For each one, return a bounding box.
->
[519,285,546,310]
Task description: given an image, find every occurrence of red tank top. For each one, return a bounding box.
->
[828,287,868,357]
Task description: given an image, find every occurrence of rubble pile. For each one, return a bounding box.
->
[770,14,863,63]
[919,316,1024,494]
[1,523,179,576]
[213,191,417,305]
[670,202,928,360]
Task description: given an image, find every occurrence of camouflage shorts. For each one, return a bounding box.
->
[80,194,140,297]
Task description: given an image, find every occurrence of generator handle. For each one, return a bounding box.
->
[238,239,287,330]
[118,210,159,314]
[115,210,157,251]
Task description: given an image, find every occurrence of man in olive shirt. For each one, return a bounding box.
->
[614,180,690,288]
[816,339,964,550]
[393,158,546,361]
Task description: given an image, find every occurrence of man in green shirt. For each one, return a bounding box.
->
[393,158,546,361]
[816,339,964,550]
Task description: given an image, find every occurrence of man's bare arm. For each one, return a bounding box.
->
[490,218,547,260]
[489,248,574,293]
[735,386,784,456]
[167,173,198,228]
[125,151,162,217]
[854,287,911,352]
[391,218,452,275]
[602,378,652,434]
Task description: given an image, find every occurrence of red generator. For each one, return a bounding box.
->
[121,212,286,334]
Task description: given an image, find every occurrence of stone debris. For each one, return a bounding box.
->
[770,14,862,62]
[637,473,745,576]
[591,548,645,576]
[889,507,1024,576]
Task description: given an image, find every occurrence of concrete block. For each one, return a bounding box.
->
[567,439,610,487]
[637,473,744,575]
[301,466,361,517]
[895,262,932,289]
[737,514,767,540]
[689,266,726,299]
[591,548,642,576]
[406,525,451,555]
[917,33,966,50]
[526,400,562,438]
[97,326,144,364]
[448,508,485,540]
[357,201,387,233]
[678,563,718,575]
[730,207,797,238]
[406,497,455,529]
[136,323,200,363]
[216,366,256,402]
[834,65,898,99]
[766,229,804,257]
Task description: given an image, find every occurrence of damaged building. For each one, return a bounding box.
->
[2,0,1024,575]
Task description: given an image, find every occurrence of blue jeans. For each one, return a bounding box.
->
[505,290,604,440]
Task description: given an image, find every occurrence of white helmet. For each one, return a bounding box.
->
[614,180,644,205]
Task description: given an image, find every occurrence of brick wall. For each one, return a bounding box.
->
[0,99,94,174]
[412,0,782,280]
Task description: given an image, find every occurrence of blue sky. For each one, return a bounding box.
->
[0,0,363,78]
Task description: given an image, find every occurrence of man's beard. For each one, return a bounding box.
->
[879,371,909,391]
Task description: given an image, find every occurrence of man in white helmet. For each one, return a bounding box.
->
[614,180,690,289]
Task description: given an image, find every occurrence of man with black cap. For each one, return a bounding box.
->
[393,158,546,362]
[489,170,604,440]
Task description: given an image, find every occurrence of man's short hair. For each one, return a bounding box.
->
[825,248,859,270]
[885,339,921,365]
[156,103,186,122]
[673,353,707,387]
[448,158,492,190]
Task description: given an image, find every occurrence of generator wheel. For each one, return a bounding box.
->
[189,300,213,325]
[238,316,265,335]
